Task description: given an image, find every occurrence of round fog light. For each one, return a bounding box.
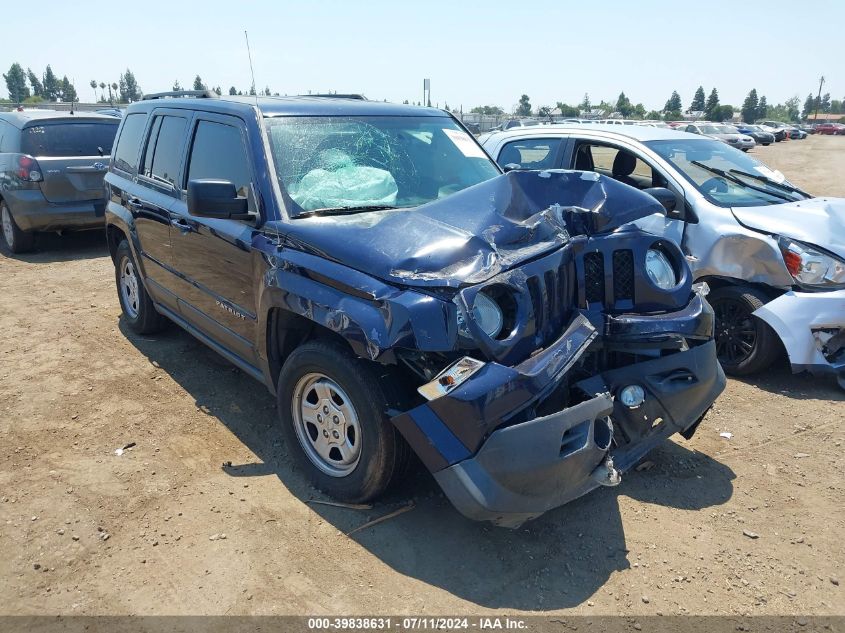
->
[619,385,645,409]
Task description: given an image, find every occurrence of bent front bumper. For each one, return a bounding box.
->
[754,289,845,388]
[392,295,725,526]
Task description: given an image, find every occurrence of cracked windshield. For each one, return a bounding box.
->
[264,115,499,216]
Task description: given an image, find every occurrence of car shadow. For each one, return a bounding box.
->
[120,320,735,610]
[0,229,108,262]
[733,356,844,401]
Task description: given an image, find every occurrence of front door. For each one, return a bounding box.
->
[169,113,260,367]
[564,138,686,247]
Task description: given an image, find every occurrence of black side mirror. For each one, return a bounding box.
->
[187,179,250,219]
[643,187,678,215]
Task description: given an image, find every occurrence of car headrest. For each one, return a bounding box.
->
[612,151,636,177]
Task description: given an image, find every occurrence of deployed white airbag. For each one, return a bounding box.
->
[289,149,398,211]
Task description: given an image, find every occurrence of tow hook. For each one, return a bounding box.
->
[591,455,621,487]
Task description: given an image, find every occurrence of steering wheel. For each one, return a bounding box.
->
[700,177,728,194]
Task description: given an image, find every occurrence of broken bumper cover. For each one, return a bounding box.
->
[753,289,845,388]
[392,295,725,525]
[433,341,724,526]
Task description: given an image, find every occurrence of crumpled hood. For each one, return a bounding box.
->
[732,197,845,259]
[280,170,665,288]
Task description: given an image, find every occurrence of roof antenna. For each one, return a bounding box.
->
[244,30,258,107]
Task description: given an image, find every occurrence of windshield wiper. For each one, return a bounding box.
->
[727,169,811,198]
[296,205,403,218]
[690,161,794,202]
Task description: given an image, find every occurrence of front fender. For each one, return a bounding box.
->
[256,245,459,372]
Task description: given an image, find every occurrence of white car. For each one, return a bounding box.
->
[481,124,845,388]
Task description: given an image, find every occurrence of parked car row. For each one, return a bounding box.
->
[490,117,839,139]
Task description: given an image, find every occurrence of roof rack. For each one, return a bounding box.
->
[301,93,367,100]
[142,90,219,101]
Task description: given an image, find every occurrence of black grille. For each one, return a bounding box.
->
[612,249,635,301]
[525,263,572,340]
[584,252,605,304]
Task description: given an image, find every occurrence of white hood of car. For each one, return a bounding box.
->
[732,197,845,259]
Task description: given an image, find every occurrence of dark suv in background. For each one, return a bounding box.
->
[104,91,723,526]
[0,110,119,252]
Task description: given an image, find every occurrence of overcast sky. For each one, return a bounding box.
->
[2,0,840,111]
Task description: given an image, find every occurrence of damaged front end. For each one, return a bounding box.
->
[387,171,726,526]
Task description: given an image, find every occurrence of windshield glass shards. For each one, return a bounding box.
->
[263,115,500,217]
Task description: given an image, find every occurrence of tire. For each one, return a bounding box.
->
[709,285,781,376]
[1,201,35,254]
[114,239,168,334]
[277,339,410,502]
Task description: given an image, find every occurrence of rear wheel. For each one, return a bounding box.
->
[709,285,781,376]
[1,202,35,254]
[114,239,168,334]
[277,340,410,502]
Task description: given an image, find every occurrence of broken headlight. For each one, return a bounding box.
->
[471,292,504,338]
[778,237,845,289]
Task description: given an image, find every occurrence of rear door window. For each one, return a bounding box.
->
[497,138,562,169]
[141,115,188,188]
[21,121,119,157]
[112,113,147,174]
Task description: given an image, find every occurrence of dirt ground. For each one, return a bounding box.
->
[1,134,843,617]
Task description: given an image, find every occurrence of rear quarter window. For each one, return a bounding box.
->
[21,121,119,157]
[112,113,148,174]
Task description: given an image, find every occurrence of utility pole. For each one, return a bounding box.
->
[814,75,825,123]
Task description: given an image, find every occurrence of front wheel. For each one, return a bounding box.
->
[709,285,781,375]
[1,202,35,254]
[277,340,409,502]
[114,239,168,334]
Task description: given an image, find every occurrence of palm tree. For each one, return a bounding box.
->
[89,80,97,102]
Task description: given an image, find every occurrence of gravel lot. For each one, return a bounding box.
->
[1,134,843,617]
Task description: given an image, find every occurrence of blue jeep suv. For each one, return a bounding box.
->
[104,91,724,526]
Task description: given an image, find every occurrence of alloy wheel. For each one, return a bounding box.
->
[713,298,757,365]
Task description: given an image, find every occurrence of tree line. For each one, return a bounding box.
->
[2,62,143,105]
[6,63,841,123]
[468,85,842,123]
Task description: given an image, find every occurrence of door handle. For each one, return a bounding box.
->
[126,197,143,211]
[170,217,193,232]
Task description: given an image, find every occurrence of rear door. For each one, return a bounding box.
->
[130,110,191,302]
[21,119,119,204]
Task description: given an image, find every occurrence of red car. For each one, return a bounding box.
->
[814,122,845,135]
